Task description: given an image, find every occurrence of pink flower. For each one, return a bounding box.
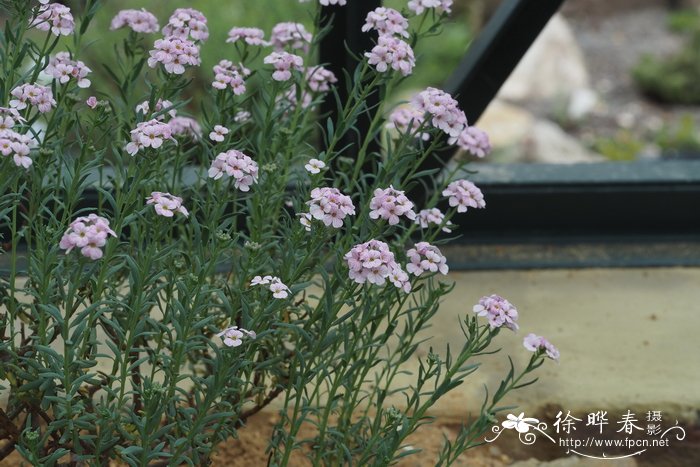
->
[442,179,485,213]
[366,35,415,76]
[415,208,454,233]
[345,239,407,289]
[387,104,429,140]
[45,52,91,88]
[270,22,312,51]
[388,265,412,293]
[234,110,251,123]
[408,0,453,15]
[277,89,312,113]
[0,129,34,169]
[208,150,259,191]
[452,126,491,158]
[110,9,159,33]
[59,214,117,260]
[30,3,74,36]
[369,186,416,225]
[473,295,519,331]
[412,87,467,137]
[217,326,256,347]
[251,276,290,299]
[169,116,202,139]
[125,119,174,155]
[147,37,201,75]
[146,192,189,218]
[299,212,313,231]
[264,52,304,82]
[523,333,560,361]
[212,60,249,94]
[135,99,177,120]
[304,158,326,174]
[0,108,23,131]
[9,84,56,113]
[162,8,209,42]
[227,27,267,46]
[305,187,355,228]
[209,125,229,142]
[406,242,448,276]
[86,96,98,109]
[362,7,409,38]
[305,66,338,93]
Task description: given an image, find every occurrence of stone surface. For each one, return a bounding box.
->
[388,268,700,421]
[521,120,605,164]
[499,14,590,102]
[477,101,603,164]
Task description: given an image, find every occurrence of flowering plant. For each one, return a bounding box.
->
[0,0,557,465]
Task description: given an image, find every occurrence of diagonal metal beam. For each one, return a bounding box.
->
[445,0,567,124]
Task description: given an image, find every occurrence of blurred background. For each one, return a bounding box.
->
[72,0,700,165]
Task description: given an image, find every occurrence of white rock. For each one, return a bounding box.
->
[499,14,590,102]
[477,100,603,164]
[567,88,598,121]
[522,120,605,164]
[477,100,535,148]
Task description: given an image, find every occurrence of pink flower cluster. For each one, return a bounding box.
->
[0,107,23,130]
[344,239,410,291]
[251,275,291,299]
[523,334,560,361]
[125,119,174,155]
[406,242,448,276]
[59,214,117,260]
[135,99,177,120]
[452,126,491,158]
[442,179,486,213]
[227,27,267,46]
[305,66,338,93]
[264,52,304,82]
[362,7,409,38]
[146,192,189,218]
[46,52,91,88]
[387,105,429,140]
[415,208,454,233]
[473,295,519,331]
[10,84,56,113]
[110,9,159,33]
[162,8,209,42]
[169,116,202,139]
[412,87,467,138]
[270,22,312,51]
[366,35,415,76]
[31,3,74,36]
[212,60,250,94]
[147,37,201,75]
[369,186,416,225]
[217,326,256,347]
[408,0,453,15]
[208,150,259,191]
[305,187,355,228]
[0,128,33,169]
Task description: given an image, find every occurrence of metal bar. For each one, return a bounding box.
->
[445,0,566,123]
[409,0,565,206]
[319,0,381,162]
